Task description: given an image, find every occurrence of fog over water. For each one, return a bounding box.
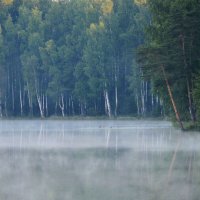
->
[0,120,199,200]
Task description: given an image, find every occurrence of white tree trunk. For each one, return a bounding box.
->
[33,67,44,118]
[114,62,118,117]
[42,94,45,115]
[45,95,48,117]
[36,94,44,118]
[151,94,154,108]
[59,93,65,117]
[104,89,111,118]
[4,95,8,117]
[19,83,23,116]
[104,93,108,116]
[12,81,15,113]
[115,77,118,117]
[145,81,148,103]
[0,90,2,118]
[141,81,145,116]
[136,93,140,116]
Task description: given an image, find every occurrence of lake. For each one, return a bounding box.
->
[0,120,199,200]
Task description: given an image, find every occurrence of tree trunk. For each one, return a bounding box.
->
[104,89,112,118]
[68,97,71,115]
[59,93,65,117]
[19,81,23,116]
[151,93,154,110]
[45,95,48,117]
[42,94,45,116]
[136,93,140,116]
[33,67,44,118]
[145,81,148,103]
[71,96,75,115]
[115,84,118,117]
[141,81,145,116]
[80,102,83,116]
[94,101,97,114]
[104,93,108,116]
[181,34,196,122]
[186,79,196,122]
[55,100,58,116]
[4,95,8,117]
[36,94,44,118]
[27,82,33,116]
[0,90,3,118]
[11,81,15,114]
[114,63,118,117]
[80,101,85,116]
[84,101,87,115]
[161,65,184,130]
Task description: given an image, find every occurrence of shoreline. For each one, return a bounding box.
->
[0,116,199,132]
[0,116,167,121]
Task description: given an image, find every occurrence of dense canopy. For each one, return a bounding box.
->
[0,0,157,118]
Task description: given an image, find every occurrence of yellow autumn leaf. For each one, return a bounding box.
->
[101,0,113,15]
[90,23,97,31]
[99,21,105,29]
[134,0,147,5]
[2,0,13,5]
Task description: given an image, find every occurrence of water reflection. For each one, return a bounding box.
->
[0,120,199,200]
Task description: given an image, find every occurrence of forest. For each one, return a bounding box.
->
[0,0,200,125]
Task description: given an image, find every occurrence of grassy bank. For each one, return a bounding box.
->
[172,120,200,132]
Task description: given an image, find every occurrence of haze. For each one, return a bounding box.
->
[0,120,199,200]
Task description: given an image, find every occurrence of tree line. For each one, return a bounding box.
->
[0,0,163,118]
[2,0,198,124]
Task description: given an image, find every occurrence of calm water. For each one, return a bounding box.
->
[0,120,199,200]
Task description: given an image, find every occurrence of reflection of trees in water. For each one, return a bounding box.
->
[0,122,199,200]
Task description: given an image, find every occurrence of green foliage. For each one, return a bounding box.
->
[137,0,200,122]
[0,0,156,117]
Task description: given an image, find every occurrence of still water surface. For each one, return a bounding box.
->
[0,120,199,200]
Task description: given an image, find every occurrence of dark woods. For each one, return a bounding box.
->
[137,0,200,128]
